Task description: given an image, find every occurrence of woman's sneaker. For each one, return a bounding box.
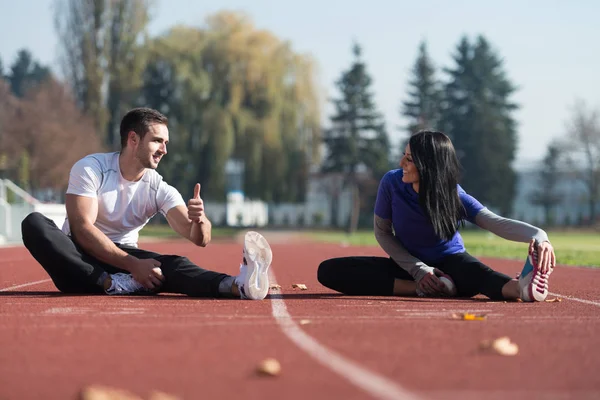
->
[234,231,273,300]
[518,241,552,302]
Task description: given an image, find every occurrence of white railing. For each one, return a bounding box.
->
[0,179,66,244]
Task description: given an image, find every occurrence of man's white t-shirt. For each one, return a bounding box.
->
[62,152,185,247]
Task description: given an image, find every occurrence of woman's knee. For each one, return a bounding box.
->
[317,258,341,288]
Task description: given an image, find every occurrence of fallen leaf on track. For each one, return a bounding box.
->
[299,319,311,325]
[80,385,143,400]
[545,297,562,303]
[292,283,308,290]
[480,337,519,356]
[269,284,282,290]
[256,358,281,376]
[451,312,487,321]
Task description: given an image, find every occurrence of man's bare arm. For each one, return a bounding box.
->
[166,205,212,247]
[65,194,164,288]
[65,194,135,270]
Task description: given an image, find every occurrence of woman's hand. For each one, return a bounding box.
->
[417,268,447,295]
[531,239,556,274]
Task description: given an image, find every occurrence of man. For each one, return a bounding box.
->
[21,107,272,300]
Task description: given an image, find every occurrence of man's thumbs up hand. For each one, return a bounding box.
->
[188,183,204,223]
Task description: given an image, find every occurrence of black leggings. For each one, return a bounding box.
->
[21,212,230,297]
[317,252,512,300]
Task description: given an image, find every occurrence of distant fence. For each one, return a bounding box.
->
[0,179,352,244]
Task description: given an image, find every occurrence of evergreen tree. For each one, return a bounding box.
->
[441,36,518,215]
[7,49,50,97]
[529,143,563,226]
[322,43,390,232]
[401,40,441,136]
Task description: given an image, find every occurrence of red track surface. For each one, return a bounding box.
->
[1,238,599,400]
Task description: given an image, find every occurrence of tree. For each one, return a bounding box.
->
[322,43,390,232]
[401,40,442,136]
[139,13,321,203]
[441,36,519,215]
[529,143,563,226]
[54,0,151,148]
[564,99,600,225]
[6,49,50,97]
[2,78,102,190]
[0,80,19,179]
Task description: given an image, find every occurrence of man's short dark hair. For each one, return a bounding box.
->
[120,108,168,148]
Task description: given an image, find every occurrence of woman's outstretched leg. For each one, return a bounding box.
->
[317,256,415,296]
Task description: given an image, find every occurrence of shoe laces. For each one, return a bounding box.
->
[111,273,145,293]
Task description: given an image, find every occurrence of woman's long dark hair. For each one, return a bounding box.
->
[409,130,465,241]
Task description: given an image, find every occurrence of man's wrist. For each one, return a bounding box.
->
[114,254,136,271]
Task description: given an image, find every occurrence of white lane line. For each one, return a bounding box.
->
[269,271,417,400]
[550,292,600,307]
[0,279,51,292]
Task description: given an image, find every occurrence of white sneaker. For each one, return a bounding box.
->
[105,273,150,295]
[234,231,272,300]
[518,242,552,302]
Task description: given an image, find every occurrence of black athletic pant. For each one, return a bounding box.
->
[21,212,230,297]
[317,252,512,300]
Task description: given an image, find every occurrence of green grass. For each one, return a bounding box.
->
[139,223,598,267]
[308,229,600,267]
[139,224,241,240]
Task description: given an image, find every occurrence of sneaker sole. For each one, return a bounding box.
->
[243,231,273,300]
[524,245,550,302]
[527,269,550,302]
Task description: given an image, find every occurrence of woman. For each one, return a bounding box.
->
[318,130,555,301]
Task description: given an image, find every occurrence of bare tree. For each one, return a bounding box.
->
[54,0,151,148]
[564,99,600,225]
[4,78,102,190]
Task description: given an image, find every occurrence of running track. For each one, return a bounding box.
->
[1,237,599,400]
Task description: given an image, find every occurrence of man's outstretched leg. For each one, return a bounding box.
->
[124,231,273,300]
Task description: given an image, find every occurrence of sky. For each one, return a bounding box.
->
[1,0,598,167]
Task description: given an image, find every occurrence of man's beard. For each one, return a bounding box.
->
[137,150,158,169]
